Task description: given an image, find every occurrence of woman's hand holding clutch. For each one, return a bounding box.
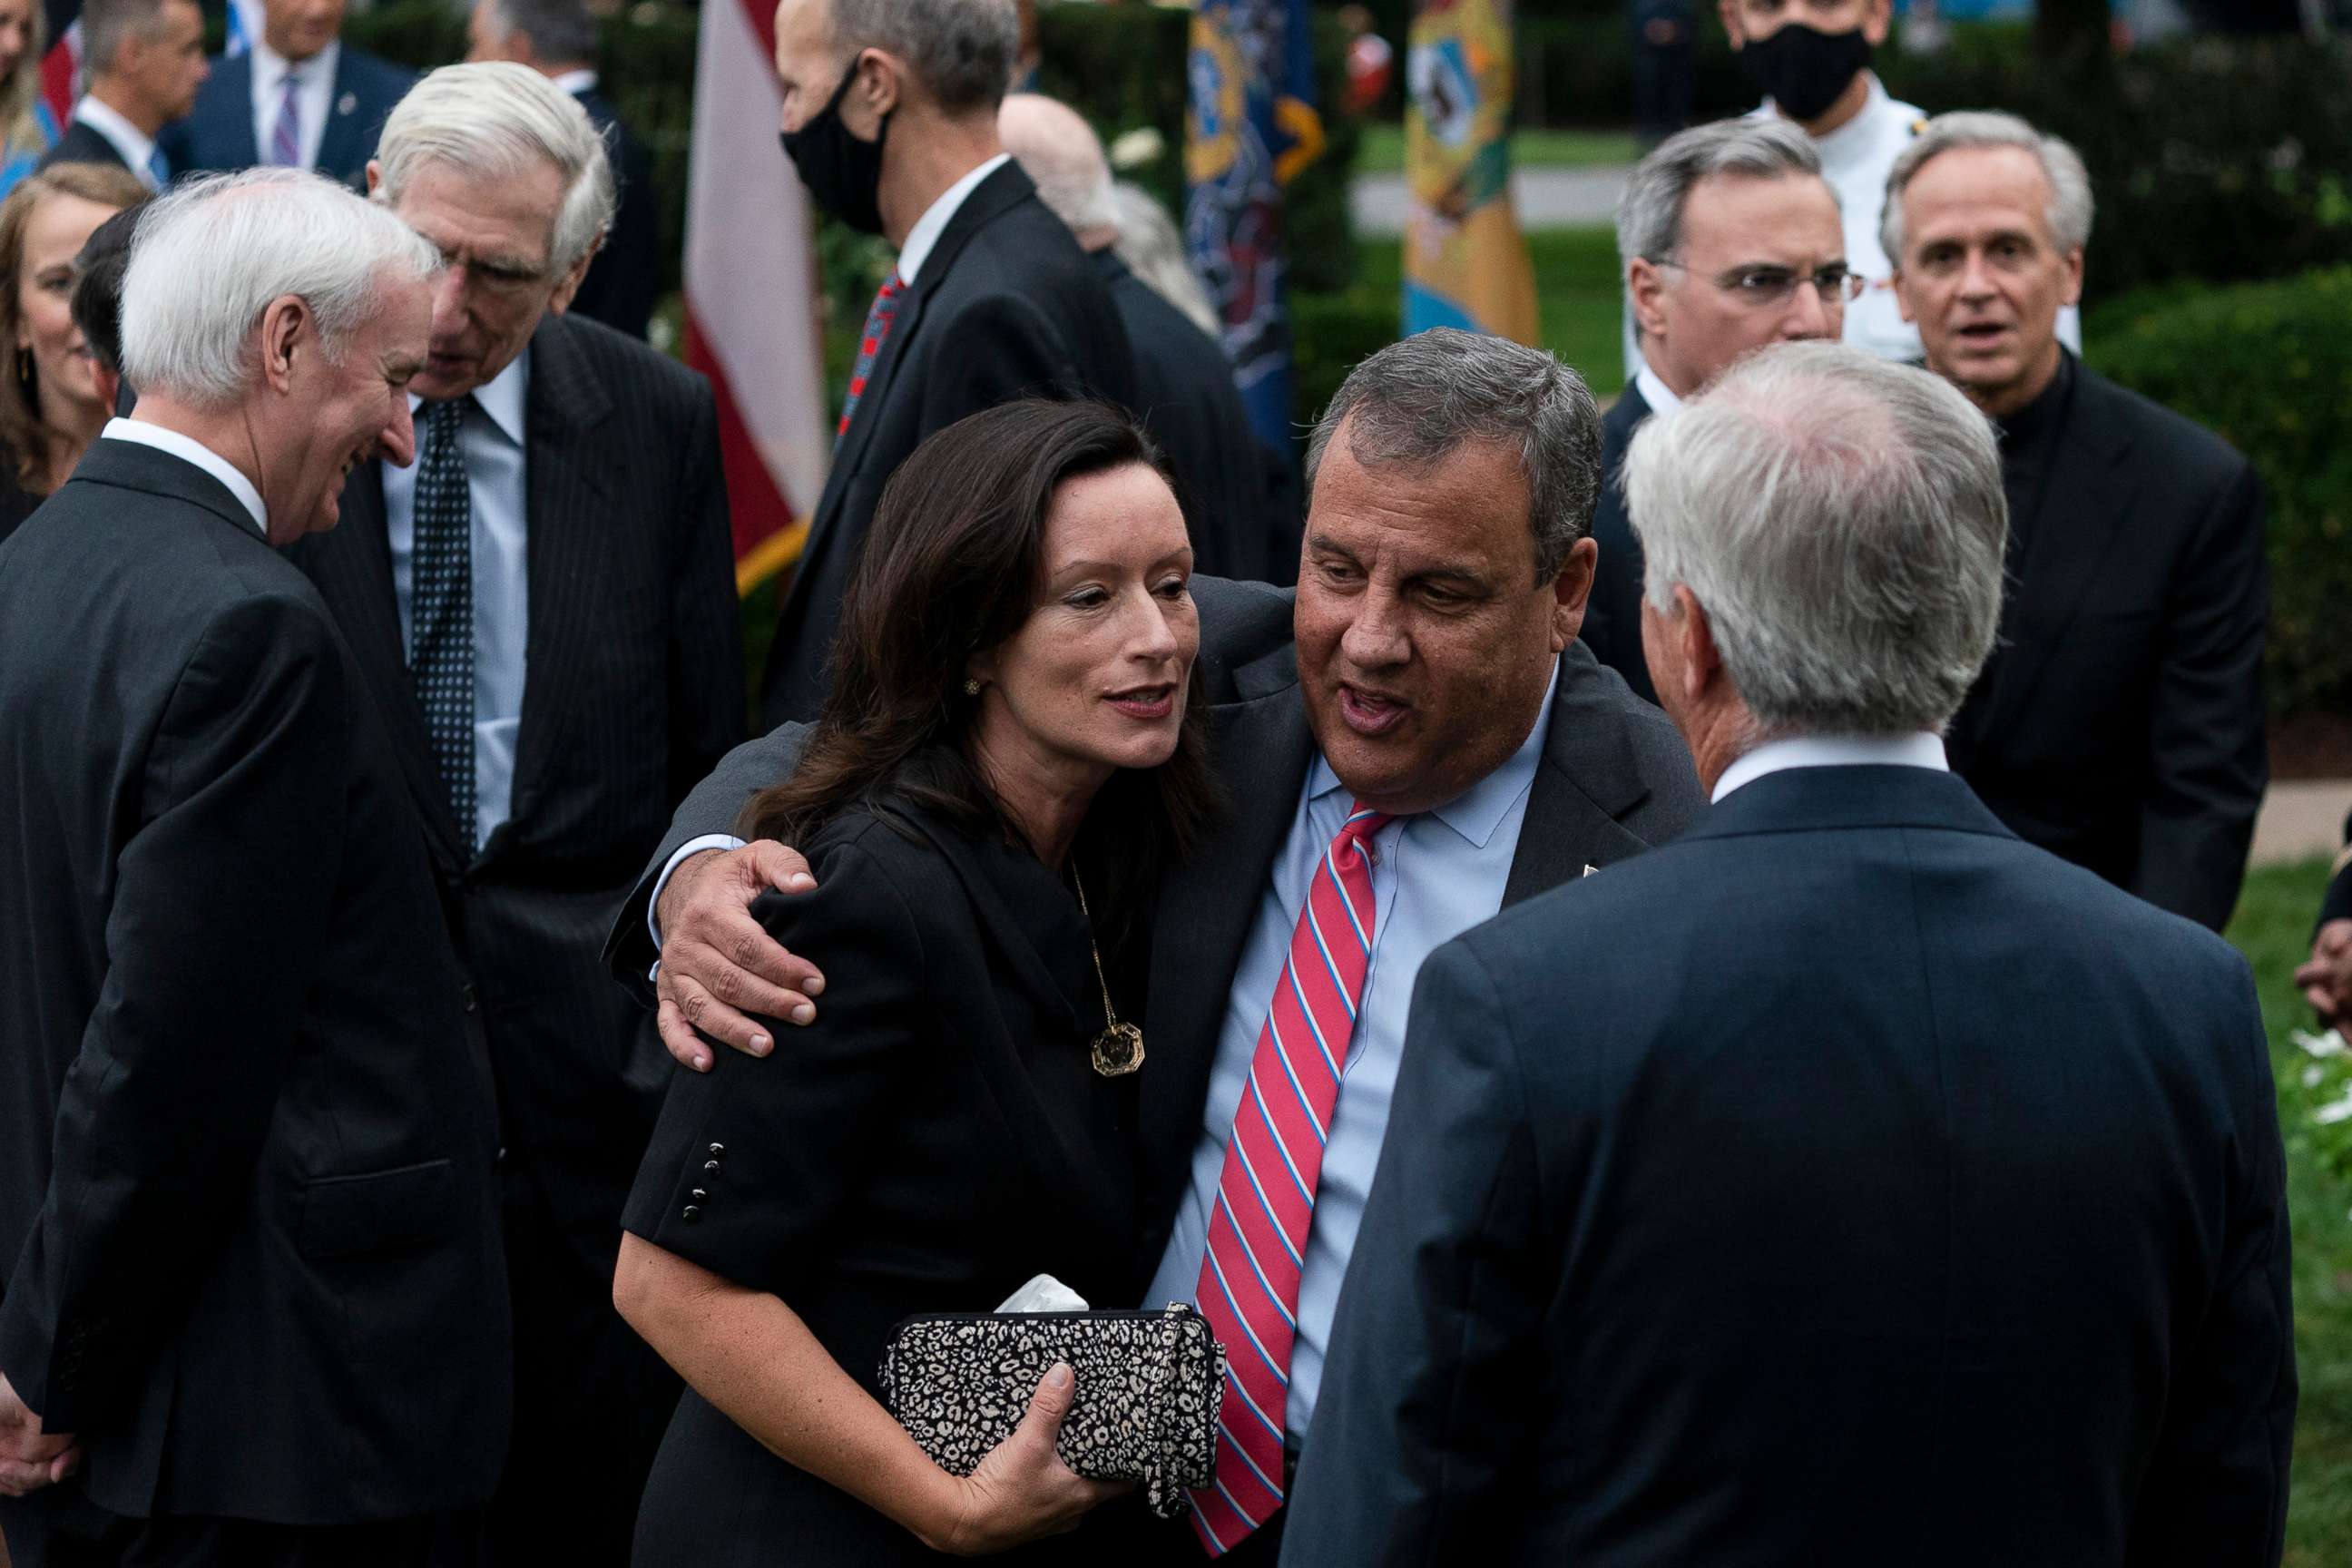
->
[916,1362,1132,1555]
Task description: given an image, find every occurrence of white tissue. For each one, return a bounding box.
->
[995,1274,1091,1312]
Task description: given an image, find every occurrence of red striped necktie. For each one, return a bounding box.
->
[1191,802,1391,1555]
[835,270,904,448]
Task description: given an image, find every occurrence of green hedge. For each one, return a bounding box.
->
[2089,267,2352,719]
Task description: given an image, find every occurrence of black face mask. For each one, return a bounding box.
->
[1737,24,1873,123]
[779,60,891,234]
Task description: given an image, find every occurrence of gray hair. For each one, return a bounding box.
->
[477,0,600,65]
[1108,182,1216,336]
[829,0,1019,116]
[1307,328,1603,582]
[1624,341,2006,736]
[122,169,441,409]
[1881,111,2094,265]
[1000,94,1118,235]
[83,0,182,78]
[1614,117,1828,270]
[374,62,616,277]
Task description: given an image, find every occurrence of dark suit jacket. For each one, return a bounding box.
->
[611,576,1703,1253]
[0,440,510,1525]
[1945,361,2268,932]
[622,793,1151,1563]
[759,160,1140,727]
[34,117,132,177]
[161,45,412,189]
[1284,765,2294,1568]
[1096,250,1292,584]
[1580,381,1656,703]
[288,311,743,1280]
[569,87,659,340]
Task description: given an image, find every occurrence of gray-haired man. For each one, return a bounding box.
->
[0,168,508,1568]
[1285,341,2294,1567]
[1890,111,2267,932]
[1584,117,1849,702]
[612,328,1706,1563]
[287,60,744,1567]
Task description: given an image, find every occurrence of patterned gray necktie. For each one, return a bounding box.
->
[409,397,475,858]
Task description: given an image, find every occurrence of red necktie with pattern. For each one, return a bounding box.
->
[835,269,904,448]
[1191,803,1391,1554]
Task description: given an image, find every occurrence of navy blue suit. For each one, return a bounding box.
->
[1286,764,2294,1568]
[161,46,412,190]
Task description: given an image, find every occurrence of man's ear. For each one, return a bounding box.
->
[1674,583,1723,707]
[1716,0,1747,48]
[857,47,905,124]
[547,231,602,315]
[2058,247,2085,310]
[1548,534,1599,651]
[1889,262,1917,325]
[1629,258,1672,348]
[1864,0,1896,47]
[364,159,383,197]
[257,294,310,394]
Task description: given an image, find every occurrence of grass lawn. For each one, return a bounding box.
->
[1345,225,1628,398]
[2231,858,2352,1563]
[1356,123,1642,175]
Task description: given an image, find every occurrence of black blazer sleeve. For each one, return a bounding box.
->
[666,377,745,808]
[0,596,353,1430]
[621,833,927,1299]
[2322,818,2352,929]
[2132,460,2268,931]
[1282,936,1552,1566]
[601,721,814,1006]
[2123,959,2295,1565]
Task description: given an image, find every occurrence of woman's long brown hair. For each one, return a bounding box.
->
[740,398,1220,954]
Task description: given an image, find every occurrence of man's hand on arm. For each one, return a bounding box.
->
[2297,918,2352,1026]
[0,1371,77,1497]
[653,841,828,1072]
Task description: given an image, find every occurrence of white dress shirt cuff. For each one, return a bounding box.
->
[645,832,750,977]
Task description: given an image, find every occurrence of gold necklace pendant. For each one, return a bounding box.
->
[1091,1021,1145,1077]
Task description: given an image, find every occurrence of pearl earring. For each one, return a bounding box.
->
[963,678,981,697]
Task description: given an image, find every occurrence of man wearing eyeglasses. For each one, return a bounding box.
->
[1583,118,1849,701]
[1889,112,2266,935]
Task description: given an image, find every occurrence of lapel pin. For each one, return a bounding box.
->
[338,92,358,117]
[1582,864,1599,877]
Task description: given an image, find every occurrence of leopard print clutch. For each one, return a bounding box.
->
[878,1303,1225,1519]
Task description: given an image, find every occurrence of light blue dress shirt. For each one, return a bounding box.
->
[1143,665,1558,1443]
[383,349,531,850]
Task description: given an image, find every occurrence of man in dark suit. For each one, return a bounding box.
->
[37,0,208,190]
[286,64,741,1568]
[1000,92,1294,584]
[1584,117,1846,703]
[160,0,411,189]
[0,169,508,1568]
[759,0,1138,726]
[617,330,1706,1563]
[466,0,661,339]
[1891,112,2268,932]
[1285,341,2294,1567]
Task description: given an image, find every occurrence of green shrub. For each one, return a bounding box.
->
[2088,267,2352,719]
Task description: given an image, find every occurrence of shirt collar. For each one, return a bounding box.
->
[1306,661,1559,849]
[1711,730,1948,804]
[1995,346,2076,446]
[549,68,598,95]
[102,417,270,537]
[72,97,156,175]
[407,344,531,445]
[896,152,1011,285]
[1633,360,1684,418]
[252,37,338,93]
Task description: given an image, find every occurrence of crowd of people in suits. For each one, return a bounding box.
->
[0,0,2312,1564]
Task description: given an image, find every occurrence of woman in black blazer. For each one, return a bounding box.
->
[615,401,1217,1563]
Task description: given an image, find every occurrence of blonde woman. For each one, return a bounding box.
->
[0,162,147,540]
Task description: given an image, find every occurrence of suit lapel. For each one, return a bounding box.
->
[1502,647,1661,907]
[1974,372,2139,740]
[313,463,468,871]
[1141,645,1313,1219]
[505,316,615,848]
